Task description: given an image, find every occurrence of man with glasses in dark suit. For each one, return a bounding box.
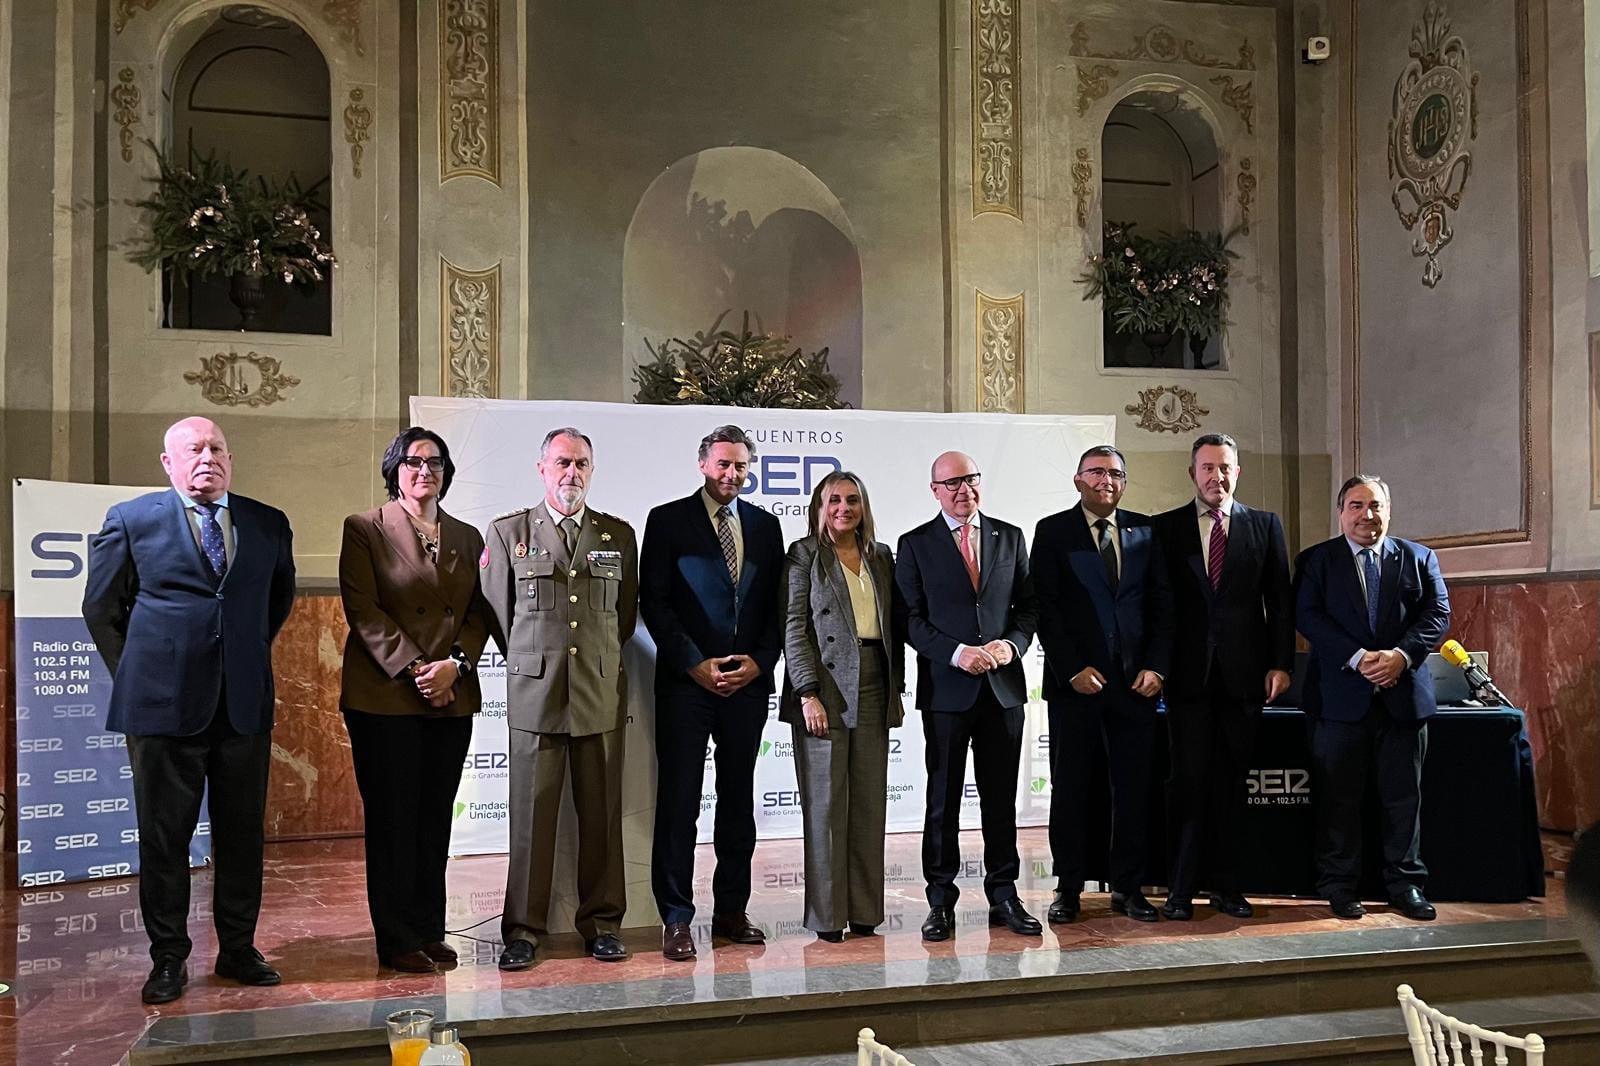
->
[896,450,1041,942]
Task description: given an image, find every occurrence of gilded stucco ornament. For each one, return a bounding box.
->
[973,0,1021,218]
[1125,385,1209,435]
[185,352,301,408]
[1387,0,1478,288]
[343,88,372,178]
[1069,21,1254,71]
[111,68,142,164]
[441,259,500,398]
[976,291,1024,413]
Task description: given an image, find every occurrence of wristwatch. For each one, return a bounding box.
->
[449,645,474,676]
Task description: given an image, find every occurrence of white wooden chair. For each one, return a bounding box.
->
[857,1027,918,1066]
[1398,984,1547,1065]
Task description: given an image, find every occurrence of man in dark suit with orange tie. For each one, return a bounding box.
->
[83,417,295,1004]
[896,450,1041,942]
[1031,445,1172,924]
[1151,433,1293,921]
[641,424,785,961]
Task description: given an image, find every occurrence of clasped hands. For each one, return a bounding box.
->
[1070,666,1164,698]
[413,658,459,708]
[1357,648,1407,688]
[690,654,760,697]
[957,640,1016,675]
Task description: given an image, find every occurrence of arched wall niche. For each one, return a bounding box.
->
[163,6,332,333]
[1098,83,1226,369]
[623,147,864,409]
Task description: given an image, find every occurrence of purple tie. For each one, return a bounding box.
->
[1207,509,1226,590]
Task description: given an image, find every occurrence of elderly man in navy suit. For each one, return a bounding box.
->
[640,424,785,961]
[83,416,295,1004]
[1294,474,1449,922]
[896,450,1041,942]
[1031,445,1173,924]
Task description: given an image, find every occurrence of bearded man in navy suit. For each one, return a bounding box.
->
[83,417,295,1004]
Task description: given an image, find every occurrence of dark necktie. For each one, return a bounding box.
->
[1361,547,1381,633]
[716,506,738,583]
[559,516,579,561]
[1094,518,1118,593]
[1207,509,1227,590]
[195,501,227,582]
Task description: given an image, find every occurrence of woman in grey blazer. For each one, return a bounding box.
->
[780,471,906,941]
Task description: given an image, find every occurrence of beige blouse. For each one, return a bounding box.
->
[840,555,881,640]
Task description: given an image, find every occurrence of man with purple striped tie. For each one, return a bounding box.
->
[1151,433,1294,921]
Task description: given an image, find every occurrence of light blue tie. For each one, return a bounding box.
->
[1361,547,1380,634]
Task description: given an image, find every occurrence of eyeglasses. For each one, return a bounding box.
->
[1078,467,1128,483]
[399,457,445,473]
[933,473,981,491]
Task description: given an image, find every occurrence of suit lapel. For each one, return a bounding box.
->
[1117,511,1145,600]
[570,509,601,570]
[1215,502,1251,595]
[819,541,858,639]
[529,502,567,564]
[735,498,760,600]
[1176,505,1213,603]
[868,546,894,640]
[1332,541,1370,634]
[1066,505,1113,596]
[1376,538,1403,636]
[977,515,1001,598]
[379,501,440,586]
[164,490,210,585]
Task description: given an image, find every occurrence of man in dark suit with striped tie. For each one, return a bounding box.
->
[83,417,295,1004]
[1151,433,1294,921]
[640,425,785,960]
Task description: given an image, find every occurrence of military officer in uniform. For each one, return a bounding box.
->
[483,427,639,968]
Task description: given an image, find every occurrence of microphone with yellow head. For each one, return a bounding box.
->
[1440,639,1510,707]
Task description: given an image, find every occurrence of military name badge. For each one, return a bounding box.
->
[587,549,623,578]
[514,542,529,558]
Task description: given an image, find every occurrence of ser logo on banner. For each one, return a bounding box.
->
[1246,768,1312,805]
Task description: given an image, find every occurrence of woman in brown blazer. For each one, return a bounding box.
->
[339,427,498,973]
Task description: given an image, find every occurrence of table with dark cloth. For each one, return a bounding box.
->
[1076,706,1544,902]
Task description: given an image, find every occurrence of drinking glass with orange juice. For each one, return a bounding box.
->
[386,1008,435,1066]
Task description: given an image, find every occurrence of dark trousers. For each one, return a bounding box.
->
[1166,674,1261,900]
[503,726,625,943]
[126,709,271,962]
[922,685,1024,907]
[343,710,473,961]
[1308,702,1428,897]
[652,687,767,924]
[1048,687,1157,896]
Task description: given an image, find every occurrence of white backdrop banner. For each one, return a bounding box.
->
[413,398,1113,882]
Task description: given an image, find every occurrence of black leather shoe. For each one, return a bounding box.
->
[587,932,629,961]
[141,956,187,1004]
[848,923,878,936]
[214,947,281,986]
[662,922,696,961]
[1111,891,1160,922]
[422,940,458,964]
[921,905,955,942]
[710,912,766,944]
[1161,897,1194,921]
[387,949,438,974]
[815,930,844,943]
[1389,886,1437,921]
[1210,892,1255,919]
[1330,893,1366,920]
[1048,892,1081,924]
[988,897,1043,935]
[497,938,536,971]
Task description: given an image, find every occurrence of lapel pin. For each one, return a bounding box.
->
[514,542,528,558]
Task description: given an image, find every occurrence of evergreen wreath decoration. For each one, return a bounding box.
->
[633,310,846,409]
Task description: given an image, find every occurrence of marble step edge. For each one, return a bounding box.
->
[132,921,1587,1063]
[746,992,1600,1066]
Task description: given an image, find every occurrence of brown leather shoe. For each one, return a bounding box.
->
[422,941,458,964]
[386,950,438,973]
[662,922,696,961]
[710,912,766,944]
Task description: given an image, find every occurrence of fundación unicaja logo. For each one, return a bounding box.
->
[1029,776,1049,795]
[760,741,773,757]
[453,801,467,820]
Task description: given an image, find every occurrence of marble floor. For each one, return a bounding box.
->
[2,828,1566,1065]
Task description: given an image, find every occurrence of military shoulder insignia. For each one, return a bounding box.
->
[491,506,530,522]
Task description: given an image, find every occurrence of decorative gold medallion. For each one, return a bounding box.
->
[183,351,300,408]
[1388,1,1478,288]
[1125,385,1210,434]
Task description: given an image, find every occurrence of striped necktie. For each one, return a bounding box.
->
[1207,509,1226,590]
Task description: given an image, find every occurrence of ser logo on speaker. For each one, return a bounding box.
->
[1245,768,1311,805]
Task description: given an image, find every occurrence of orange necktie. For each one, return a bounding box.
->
[958,522,979,590]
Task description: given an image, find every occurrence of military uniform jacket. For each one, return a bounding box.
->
[482,501,639,735]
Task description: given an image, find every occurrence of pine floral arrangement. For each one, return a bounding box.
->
[1080,221,1236,338]
[126,142,335,285]
[633,310,846,409]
